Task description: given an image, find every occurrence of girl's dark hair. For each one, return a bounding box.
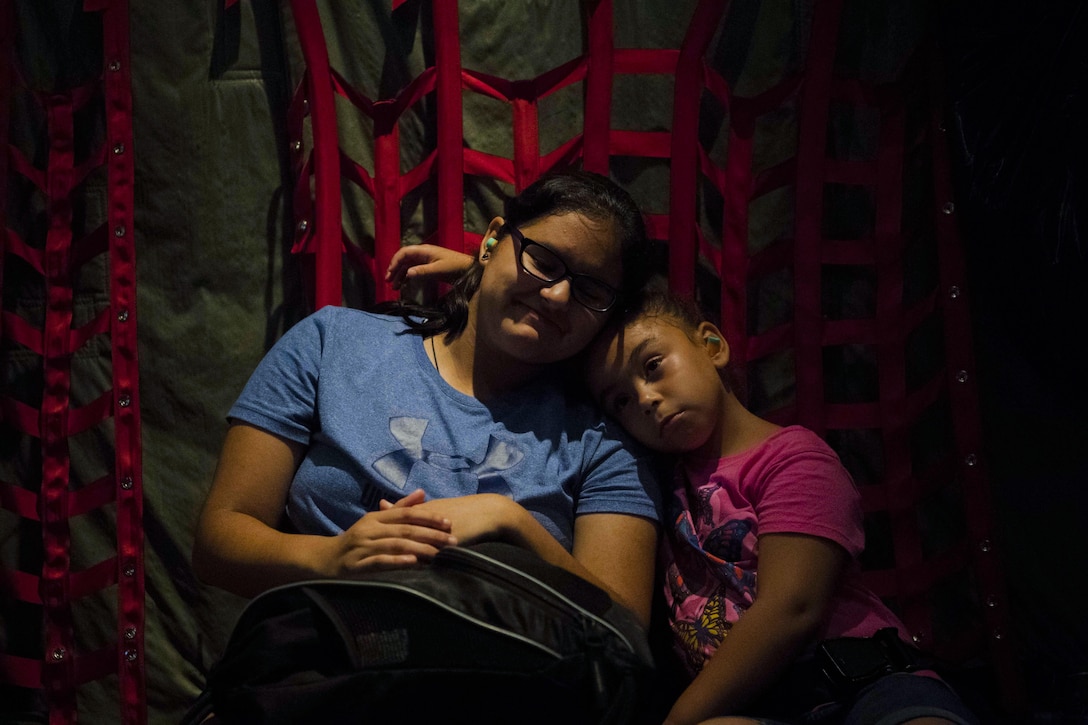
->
[608,285,703,335]
[376,170,653,338]
[600,285,737,394]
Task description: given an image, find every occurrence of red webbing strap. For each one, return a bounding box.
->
[398,150,435,202]
[462,148,515,185]
[463,59,586,104]
[0,0,10,327]
[614,47,679,75]
[101,0,146,720]
[540,135,584,173]
[719,100,753,399]
[730,76,802,402]
[286,80,310,231]
[668,0,729,295]
[582,0,613,175]
[0,480,38,520]
[5,227,45,276]
[67,391,113,435]
[791,0,842,435]
[289,153,314,250]
[511,94,540,192]
[432,1,464,256]
[373,110,400,302]
[1,653,41,689]
[461,59,587,190]
[4,307,42,352]
[8,143,46,191]
[871,87,932,643]
[339,147,376,196]
[74,475,118,517]
[40,89,78,725]
[459,71,518,185]
[609,129,671,158]
[290,0,342,309]
[0,639,117,695]
[330,62,434,268]
[70,307,111,350]
[928,50,1025,716]
[3,566,40,603]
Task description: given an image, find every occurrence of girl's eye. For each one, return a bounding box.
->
[644,356,663,375]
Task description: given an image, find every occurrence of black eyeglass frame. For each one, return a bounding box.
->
[506,225,619,313]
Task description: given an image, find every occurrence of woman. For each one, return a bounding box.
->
[191,171,662,626]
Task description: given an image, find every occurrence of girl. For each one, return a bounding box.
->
[583,288,979,725]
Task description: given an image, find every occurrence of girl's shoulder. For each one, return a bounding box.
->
[759,425,836,456]
[683,425,843,485]
[707,425,835,465]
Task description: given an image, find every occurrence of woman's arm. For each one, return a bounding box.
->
[663,533,848,725]
[192,423,458,597]
[572,511,659,627]
[410,494,658,627]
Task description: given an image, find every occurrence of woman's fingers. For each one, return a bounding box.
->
[332,492,462,575]
[379,488,424,511]
[339,530,457,573]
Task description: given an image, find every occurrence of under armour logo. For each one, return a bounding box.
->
[372,417,524,496]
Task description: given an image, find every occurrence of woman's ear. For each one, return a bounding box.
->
[696,321,730,369]
[479,217,505,263]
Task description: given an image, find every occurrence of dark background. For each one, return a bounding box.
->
[943,0,1088,717]
[2,1,1087,722]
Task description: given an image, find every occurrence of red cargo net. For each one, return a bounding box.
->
[0,0,1024,721]
[0,1,146,724]
[283,0,1023,716]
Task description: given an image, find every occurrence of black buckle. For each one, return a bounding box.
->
[816,628,919,696]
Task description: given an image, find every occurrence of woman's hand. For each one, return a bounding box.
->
[410,494,658,627]
[194,425,457,596]
[409,493,518,545]
[326,489,459,576]
[385,244,474,290]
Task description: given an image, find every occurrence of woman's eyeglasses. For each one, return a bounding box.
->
[507,225,619,312]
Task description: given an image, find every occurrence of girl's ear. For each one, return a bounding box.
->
[479,217,505,263]
[696,321,730,369]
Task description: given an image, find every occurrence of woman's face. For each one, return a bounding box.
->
[474,212,622,366]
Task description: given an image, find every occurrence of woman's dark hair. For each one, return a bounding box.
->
[377,170,653,339]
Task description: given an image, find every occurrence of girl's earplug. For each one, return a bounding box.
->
[707,335,721,344]
[485,237,497,250]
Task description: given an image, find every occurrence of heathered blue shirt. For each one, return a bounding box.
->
[228,306,661,550]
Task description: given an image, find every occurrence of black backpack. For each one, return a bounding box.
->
[184,542,657,724]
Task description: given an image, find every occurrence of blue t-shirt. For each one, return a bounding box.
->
[228,306,661,550]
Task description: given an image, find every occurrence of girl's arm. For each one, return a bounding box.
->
[192,423,458,597]
[385,244,474,290]
[411,494,658,627]
[663,532,848,725]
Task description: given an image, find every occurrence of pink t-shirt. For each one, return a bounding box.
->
[662,425,909,675]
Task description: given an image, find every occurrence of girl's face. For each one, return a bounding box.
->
[474,212,622,366]
[586,316,730,455]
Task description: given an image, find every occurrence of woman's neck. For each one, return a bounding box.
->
[433,319,544,400]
